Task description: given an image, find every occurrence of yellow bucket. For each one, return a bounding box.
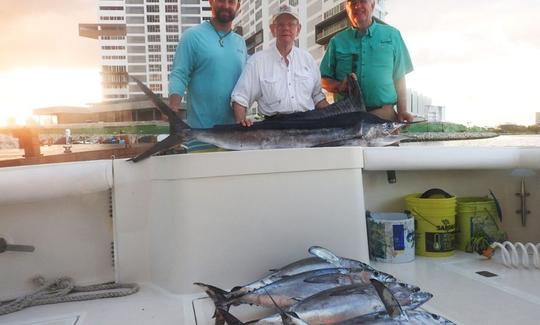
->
[456,197,499,251]
[405,189,456,257]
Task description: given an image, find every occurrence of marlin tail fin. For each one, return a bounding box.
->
[129,75,190,162]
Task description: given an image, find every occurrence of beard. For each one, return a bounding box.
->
[215,8,237,24]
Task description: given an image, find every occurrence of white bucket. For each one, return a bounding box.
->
[367,212,415,263]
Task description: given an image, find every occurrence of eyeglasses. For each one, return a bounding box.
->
[273,22,299,29]
[347,0,372,5]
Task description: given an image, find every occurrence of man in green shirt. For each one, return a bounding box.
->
[320,0,414,122]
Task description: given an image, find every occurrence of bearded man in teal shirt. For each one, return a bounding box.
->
[168,0,247,150]
[320,0,414,122]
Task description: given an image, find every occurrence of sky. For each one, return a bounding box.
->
[0,0,101,126]
[0,0,539,127]
[385,0,540,127]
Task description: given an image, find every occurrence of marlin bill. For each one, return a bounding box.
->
[130,74,407,162]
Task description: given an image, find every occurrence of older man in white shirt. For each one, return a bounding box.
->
[231,4,329,126]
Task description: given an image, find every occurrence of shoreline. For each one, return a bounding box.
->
[403,132,498,142]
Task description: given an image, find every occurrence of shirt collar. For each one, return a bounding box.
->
[271,43,295,63]
[349,20,377,38]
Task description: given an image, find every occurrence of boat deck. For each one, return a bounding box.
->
[373,251,540,325]
[2,252,539,325]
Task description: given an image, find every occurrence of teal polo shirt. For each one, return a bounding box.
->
[320,22,413,109]
[169,21,247,128]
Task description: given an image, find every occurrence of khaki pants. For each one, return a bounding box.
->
[368,105,397,122]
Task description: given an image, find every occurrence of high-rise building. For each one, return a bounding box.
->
[80,0,212,101]
[81,0,392,101]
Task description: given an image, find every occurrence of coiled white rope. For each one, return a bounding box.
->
[0,276,139,316]
[491,241,540,269]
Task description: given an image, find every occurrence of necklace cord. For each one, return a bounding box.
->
[209,21,233,47]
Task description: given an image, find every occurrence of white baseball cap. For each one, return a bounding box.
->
[272,4,300,23]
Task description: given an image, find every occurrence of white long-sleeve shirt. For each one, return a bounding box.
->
[231,45,326,116]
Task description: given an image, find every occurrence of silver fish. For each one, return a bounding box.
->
[251,284,433,325]
[226,246,385,297]
[334,310,456,325]
[217,307,309,325]
[195,268,406,309]
[129,75,405,162]
[332,280,455,325]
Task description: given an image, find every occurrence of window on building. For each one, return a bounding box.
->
[146,5,159,12]
[99,6,124,10]
[181,7,200,14]
[167,44,177,52]
[150,84,163,92]
[165,5,178,13]
[127,16,144,24]
[167,54,174,62]
[166,25,179,33]
[127,26,145,34]
[100,36,126,41]
[166,15,178,23]
[102,55,127,60]
[149,64,162,72]
[100,16,124,21]
[147,35,161,42]
[182,16,200,24]
[149,74,162,82]
[125,6,144,14]
[101,45,126,50]
[147,15,160,23]
[166,35,179,43]
[102,65,127,73]
[147,25,160,33]
[148,54,161,62]
[148,44,161,52]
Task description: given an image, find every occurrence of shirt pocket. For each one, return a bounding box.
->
[335,49,358,80]
[294,71,315,103]
[261,76,282,108]
[371,40,394,68]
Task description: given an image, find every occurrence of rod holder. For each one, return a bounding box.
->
[0,238,35,254]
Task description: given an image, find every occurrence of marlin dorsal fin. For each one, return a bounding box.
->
[308,246,342,267]
[346,73,367,112]
[370,279,408,320]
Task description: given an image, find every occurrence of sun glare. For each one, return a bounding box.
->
[0,68,102,127]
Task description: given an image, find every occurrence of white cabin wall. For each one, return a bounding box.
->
[113,148,370,295]
[363,170,540,243]
[0,191,114,300]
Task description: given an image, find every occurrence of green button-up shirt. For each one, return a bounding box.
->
[320,22,413,109]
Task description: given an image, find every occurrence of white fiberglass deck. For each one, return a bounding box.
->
[1,146,540,324]
[2,253,540,325]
